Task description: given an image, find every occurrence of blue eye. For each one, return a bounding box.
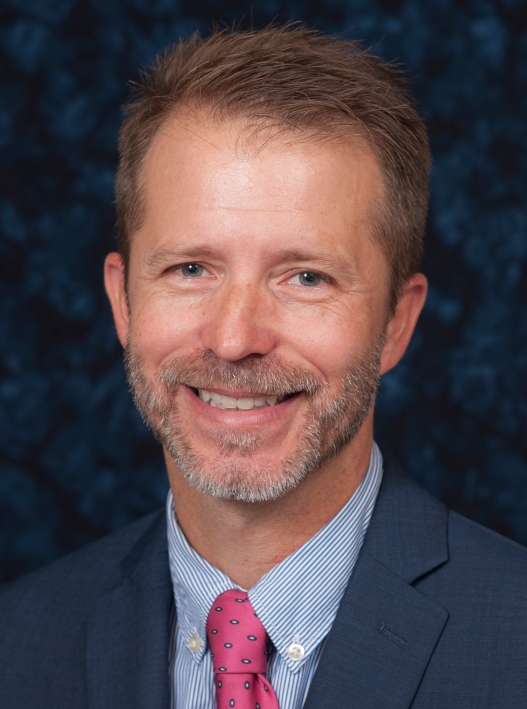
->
[180,263,204,277]
[297,272,322,287]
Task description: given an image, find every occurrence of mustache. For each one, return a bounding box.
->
[156,350,321,397]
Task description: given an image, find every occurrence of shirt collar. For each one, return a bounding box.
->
[167,442,383,670]
[166,494,240,664]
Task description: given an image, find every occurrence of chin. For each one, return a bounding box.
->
[166,438,319,503]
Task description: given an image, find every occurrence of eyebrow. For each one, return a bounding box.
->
[269,247,342,270]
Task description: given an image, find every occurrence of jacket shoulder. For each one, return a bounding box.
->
[0,508,166,633]
[0,510,167,707]
[373,462,527,585]
[444,508,527,585]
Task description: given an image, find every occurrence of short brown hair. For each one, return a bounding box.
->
[115,23,430,311]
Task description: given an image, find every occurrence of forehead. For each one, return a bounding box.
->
[135,114,386,267]
[144,115,380,196]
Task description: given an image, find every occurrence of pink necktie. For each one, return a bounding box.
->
[206,589,280,708]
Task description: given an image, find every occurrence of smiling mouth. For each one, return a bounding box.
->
[193,388,295,411]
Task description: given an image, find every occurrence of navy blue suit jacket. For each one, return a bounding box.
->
[2,465,527,708]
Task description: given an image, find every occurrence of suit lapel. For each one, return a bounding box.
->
[304,466,450,709]
[86,513,173,709]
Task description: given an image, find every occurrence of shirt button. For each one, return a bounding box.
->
[287,643,305,661]
[188,635,201,652]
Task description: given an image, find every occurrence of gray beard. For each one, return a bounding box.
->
[124,341,384,503]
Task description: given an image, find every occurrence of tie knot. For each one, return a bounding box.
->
[206,590,269,674]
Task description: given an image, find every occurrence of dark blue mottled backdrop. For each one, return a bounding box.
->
[1,0,526,582]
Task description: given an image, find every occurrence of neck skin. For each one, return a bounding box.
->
[165,415,374,590]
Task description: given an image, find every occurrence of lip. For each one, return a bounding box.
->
[181,384,302,426]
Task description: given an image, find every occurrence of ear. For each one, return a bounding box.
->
[380,273,427,375]
[104,252,129,349]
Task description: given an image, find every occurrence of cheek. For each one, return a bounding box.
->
[280,305,371,382]
[129,295,204,365]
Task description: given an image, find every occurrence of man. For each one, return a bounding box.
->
[1,23,527,709]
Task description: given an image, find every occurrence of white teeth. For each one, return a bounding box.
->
[237,398,255,410]
[221,395,237,409]
[197,389,284,410]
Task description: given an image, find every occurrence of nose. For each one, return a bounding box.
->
[200,281,276,361]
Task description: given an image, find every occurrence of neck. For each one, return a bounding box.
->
[166,422,374,589]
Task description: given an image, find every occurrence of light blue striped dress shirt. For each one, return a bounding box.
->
[167,442,383,708]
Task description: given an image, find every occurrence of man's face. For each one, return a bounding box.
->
[116,117,394,502]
